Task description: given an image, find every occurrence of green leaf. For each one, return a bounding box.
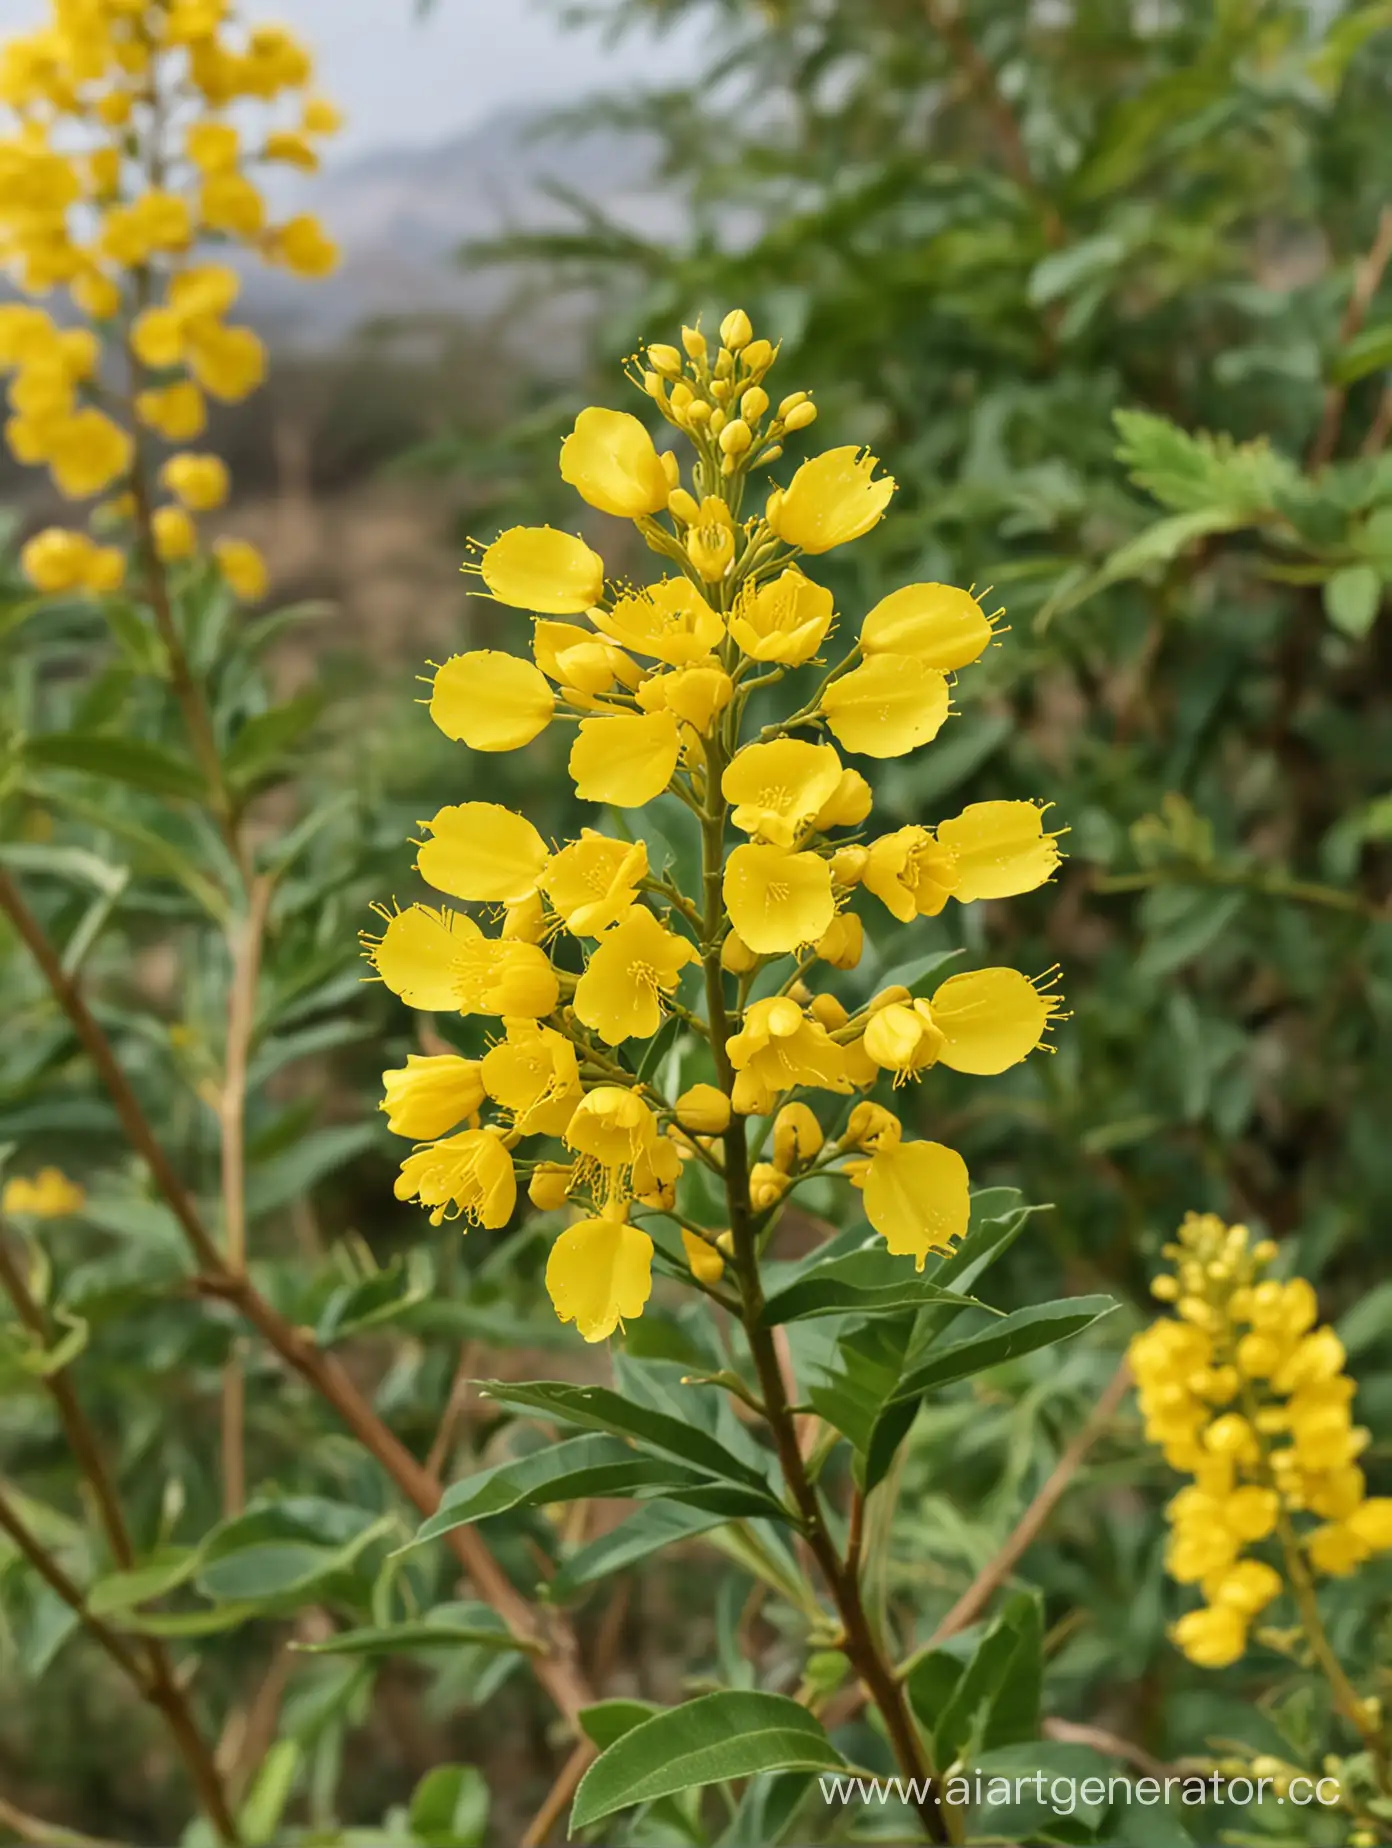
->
[478,1381,779,1502]
[761,1247,989,1326]
[580,1699,661,1751]
[25,731,206,800]
[246,1122,378,1218]
[870,947,964,999]
[315,1251,433,1347]
[196,1500,393,1605]
[551,1502,726,1598]
[1332,320,1392,385]
[32,785,229,921]
[239,1739,301,1846]
[408,1764,489,1847]
[864,1296,1116,1488]
[404,1436,725,1551]
[224,692,324,790]
[114,1601,264,1636]
[1324,563,1382,639]
[911,1591,1043,1767]
[87,1546,201,1616]
[571,1692,846,1830]
[297,1601,530,1657]
[1028,233,1128,307]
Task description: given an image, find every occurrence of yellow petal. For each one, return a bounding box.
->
[544,830,648,936]
[546,1216,654,1342]
[722,845,835,955]
[936,801,1061,903]
[569,711,681,806]
[380,1053,486,1138]
[592,577,724,665]
[727,568,835,664]
[478,526,605,614]
[822,655,950,758]
[430,651,555,752]
[573,908,696,1045]
[367,904,479,1009]
[863,1140,969,1270]
[560,407,671,519]
[860,583,994,669]
[416,803,550,904]
[394,1128,516,1228]
[721,739,844,847]
[930,967,1057,1074]
[766,445,896,554]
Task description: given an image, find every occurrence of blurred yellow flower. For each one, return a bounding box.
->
[213,537,268,601]
[161,451,229,511]
[2,1167,85,1218]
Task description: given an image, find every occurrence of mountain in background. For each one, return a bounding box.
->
[244,104,674,347]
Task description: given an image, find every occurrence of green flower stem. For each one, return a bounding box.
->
[694,730,955,1846]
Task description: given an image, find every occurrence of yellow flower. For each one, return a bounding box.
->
[480,1023,582,1137]
[1204,1560,1282,1616]
[199,171,267,236]
[725,997,850,1110]
[430,650,555,752]
[268,213,339,276]
[21,527,94,594]
[187,324,266,402]
[152,505,198,561]
[453,938,559,1018]
[415,802,549,906]
[528,1163,574,1211]
[859,582,996,669]
[85,546,125,593]
[723,843,835,955]
[728,568,835,664]
[264,129,318,171]
[532,620,637,695]
[47,410,132,498]
[559,406,671,518]
[936,802,1061,903]
[635,659,734,732]
[862,1139,969,1269]
[394,1127,515,1229]
[477,526,605,614]
[366,903,479,1010]
[186,120,240,172]
[543,830,647,936]
[546,1212,654,1342]
[821,655,950,758]
[591,577,723,664]
[862,1001,946,1082]
[569,711,681,807]
[213,538,268,601]
[862,827,959,921]
[722,740,844,848]
[162,452,229,511]
[1171,1605,1247,1669]
[302,96,345,136]
[564,1087,660,1202]
[686,495,736,582]
[675,1083,731,1136]
[841,1101,902,1152]
[380,1054,485,1139]
[928,968,1061,1074]
[766,446,896,554]
[574,907,697,1045]
[1,1167,85,1218]
[131,306,186,368]
[135,381,206,442]
[813,768,873,830]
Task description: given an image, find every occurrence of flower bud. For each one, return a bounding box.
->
[784,400,818,432]
[709,406,727,434]
[528,1163,573,1211]
[809,992,849,1030]
[675,1083,731,1136]
[643,370,665,399]
[815,912,863,970]
[773,1103,823,1172]
[668,487,700,524]
[720,308,753,350]
[841,1101,902,1152]
[682,1228,725,1285]
[740,386,769,422]
[710,378,731,404]
[669,381,694,418]
[742,338,774,372]
[687,400,712,427]
[721,930,760,974]
[731,1068,775,1115]
[714,347,735,380]
[869,984,911,1012]
[502,892,547,942]
[681,324,707,360]
[647,343,683,377]
[719,418,753,456]
[749,1161,788,1210]
[717,1230,736,1257]
[829,844,868,887]
[777,391,809,417]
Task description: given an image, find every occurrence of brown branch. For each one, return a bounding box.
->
[0,1484,147,1684]
[424,1340,478,1481]
[518,1739,597,1848]
[0,1234,239,1842]
[218,874,274,1519]
[927,1358,1132,1647]
[1363,378,1392,457]
[1309,205,1392,471]
[923,0,1064,247]
[1041,1717,1177,1781]
[0,868,594,1731]
[0,1796,135,1848]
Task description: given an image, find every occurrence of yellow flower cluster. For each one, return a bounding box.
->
[1132,1213,1392,1670]
[1,1165,85,1218]
[0,0,341,603]
[369,311,1065,1342]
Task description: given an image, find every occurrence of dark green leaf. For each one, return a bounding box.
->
[224,692,324,789]
[551,1502,726,1597]
[26,731,206,800]
[297,1601,530,1657]
[571,1692,846,1829]
[761,1246,989,1326]
[408,1764,489,1847]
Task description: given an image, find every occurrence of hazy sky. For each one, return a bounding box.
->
[0,0,698,155]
